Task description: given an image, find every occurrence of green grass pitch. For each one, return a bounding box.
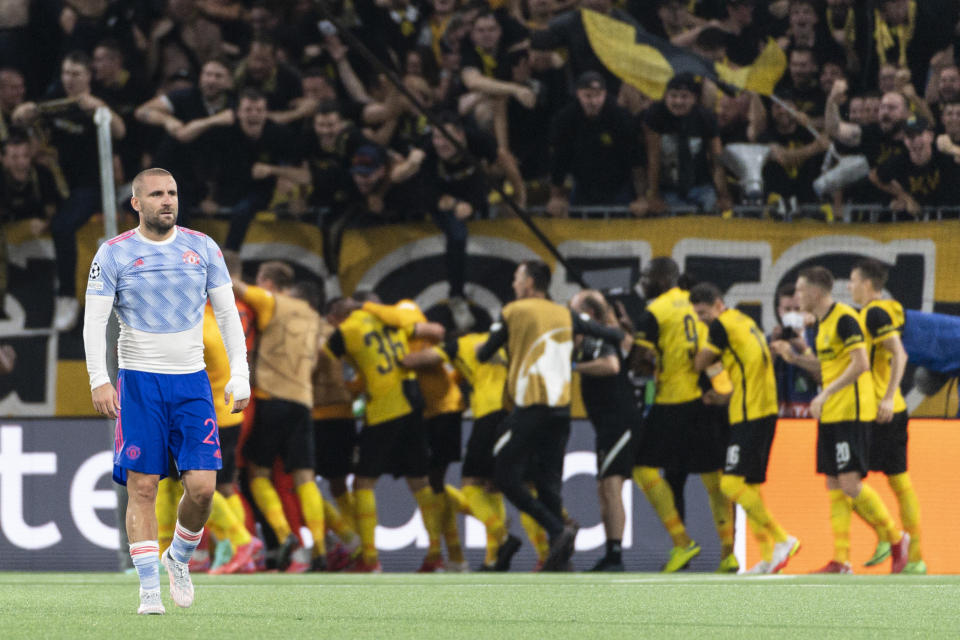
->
[2,572,959,639]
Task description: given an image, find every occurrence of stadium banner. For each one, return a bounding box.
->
[2,417,958,573]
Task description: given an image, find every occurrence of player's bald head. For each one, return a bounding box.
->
[132,168,175,198]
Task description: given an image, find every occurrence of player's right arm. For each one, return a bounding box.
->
[82,245,120,418]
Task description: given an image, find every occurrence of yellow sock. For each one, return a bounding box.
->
[445,484,471,514]
[748,512,774,562]
[463,485,507,545]
[296,482,327,557]
[520,511,550,561]
[156,478,181,555]
[852,483,901,545]
[441,493,465,563]
[354,488,378,564]
[634,467,690,548]
[829,489,852,563]
[324,499,356,542]
[888,473,923,562]
[702,471,734,556]
[721,475,788,543]
[249,476,292,542]
[336,492,356,533]
[225,493,247,526]
[209,490,252,548]
[414,487,443,558]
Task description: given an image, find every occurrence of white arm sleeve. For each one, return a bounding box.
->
[208,283,250,383]
[83,295,115,390]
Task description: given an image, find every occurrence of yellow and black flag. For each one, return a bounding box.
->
[581,9,786,99]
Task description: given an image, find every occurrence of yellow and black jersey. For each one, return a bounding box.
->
[815,302,877,423]
[363,300,464,418]
[860,298,907,413]
[325,309,417,426]
[704,308,778,424]
[445,332,507,420]
[634,287,704,405]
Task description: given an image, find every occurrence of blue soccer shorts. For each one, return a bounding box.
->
[113,368,222,485]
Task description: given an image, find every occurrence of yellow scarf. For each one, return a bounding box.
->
[874,0,916,68]
[826,6,856,47]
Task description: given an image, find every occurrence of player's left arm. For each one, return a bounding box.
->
[206,239,250,412]
[865,305,906,423]
[209,285,251,413]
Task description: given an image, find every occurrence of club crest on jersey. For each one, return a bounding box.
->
[125,445,141,460]
[182,250,201,265]
[89,262,101,279]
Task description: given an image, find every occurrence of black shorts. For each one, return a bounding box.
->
[242,398,315,472]
[216,426,240,485]
[817,420,870,477]
[869,411,908,475]
[462,410,507,479]
[592,412,637,479]
[356,412,430,479]
[724,415,777,484]
[314,418,357,478]
[425,411,463,468]
[636,400,726,473]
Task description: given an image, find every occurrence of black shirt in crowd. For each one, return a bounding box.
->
[876,147,960,207]
[0,165,61,222]
[550,99,639,203]
[206,120,300,206]
[644,101,718,192]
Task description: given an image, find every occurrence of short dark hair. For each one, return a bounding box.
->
[689,282,723,305]
[239,87,267,104]
[316,100,342,116]
[520,260,551,293]
[94,38,124,58]
[63,50,92,71]
[853,258,890,291]
[776,282,796,302]
[798,266,833,291]
[645,257,680,288]
[258,261,294,289]
[1,132,30,153]
[287,279,324,311]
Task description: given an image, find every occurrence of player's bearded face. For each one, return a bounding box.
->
[136,175,178,234]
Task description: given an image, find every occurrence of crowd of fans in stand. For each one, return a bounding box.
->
[2,0,960,331]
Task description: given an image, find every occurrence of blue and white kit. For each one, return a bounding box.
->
[82,226,249,484]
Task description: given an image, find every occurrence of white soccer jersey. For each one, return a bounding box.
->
[86,226,231,375]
